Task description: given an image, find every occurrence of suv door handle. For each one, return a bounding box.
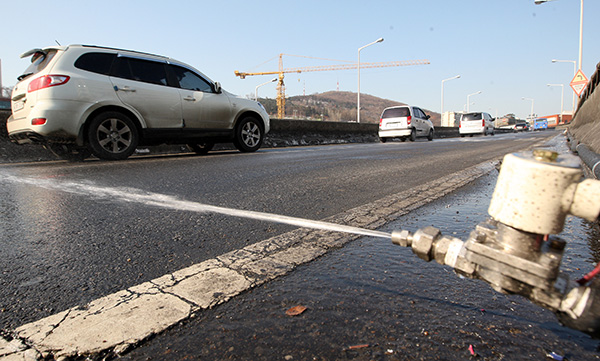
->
[183,96,196,102]
[113,86,136,92]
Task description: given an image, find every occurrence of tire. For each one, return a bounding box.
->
[409,128,417,142]
[380,137,387,143]
[401,137,407,142]
[187,142,215,155]
[427,129,434,141]
[87,111,138,160]
[233,116,264,152]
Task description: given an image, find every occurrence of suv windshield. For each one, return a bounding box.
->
[462,113,482,121]
[18,50,58,81]
[382,107,409,118]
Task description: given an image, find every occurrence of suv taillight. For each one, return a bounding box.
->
[482,119,485,127]
[407,116,412,125]
[379,118,383,127]
[28,75,70,92]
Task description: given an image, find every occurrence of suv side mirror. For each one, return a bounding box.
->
[213,82,222,94]
[426,114,431,119]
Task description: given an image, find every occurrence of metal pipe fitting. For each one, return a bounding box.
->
[389,149,600,337]
[488,150,599,235]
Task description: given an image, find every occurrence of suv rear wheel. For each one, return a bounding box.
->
[234,116,263,152]
[87,111,139,160]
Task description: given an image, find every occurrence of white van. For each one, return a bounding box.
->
[459,112,495,137]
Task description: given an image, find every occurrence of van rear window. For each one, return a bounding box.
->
[382,107,409,118]
[462,113,482,121]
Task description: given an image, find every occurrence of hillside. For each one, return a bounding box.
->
[258,91,441,126]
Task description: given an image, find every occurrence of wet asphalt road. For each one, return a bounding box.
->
[2,131,585,360]
[118,135,600,361]
[0,131,555,333]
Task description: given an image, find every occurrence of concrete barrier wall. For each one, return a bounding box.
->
[567,61,600,179]
[570,62,600,154]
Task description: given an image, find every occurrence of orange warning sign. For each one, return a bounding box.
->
[570,69,588,97]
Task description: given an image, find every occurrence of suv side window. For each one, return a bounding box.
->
[170,65,214,93]
[111,57,168,86]
[74,52,117,75]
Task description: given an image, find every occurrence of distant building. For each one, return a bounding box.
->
[441,111,461,127]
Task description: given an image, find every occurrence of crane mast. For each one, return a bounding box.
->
[234,54,430,119]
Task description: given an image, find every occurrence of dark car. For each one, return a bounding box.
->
[514,122,528,132]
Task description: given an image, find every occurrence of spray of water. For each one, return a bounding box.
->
[0,174,391,239]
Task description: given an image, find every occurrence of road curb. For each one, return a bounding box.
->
[0,160,497,360]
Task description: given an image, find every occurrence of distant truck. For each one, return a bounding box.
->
[545,115,559,128]
[497,118,528,132]
[539,114,573,127]
[534,118,548,131]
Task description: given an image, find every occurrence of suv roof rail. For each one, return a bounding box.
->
[78,44,170,60]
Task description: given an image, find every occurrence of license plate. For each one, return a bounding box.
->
[13,101,24,112]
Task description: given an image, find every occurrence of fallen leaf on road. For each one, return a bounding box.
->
[285,305,307,316]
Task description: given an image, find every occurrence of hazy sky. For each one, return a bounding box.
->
[1,0,598,120]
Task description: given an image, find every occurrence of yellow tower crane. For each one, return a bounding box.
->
[234,53,430,119]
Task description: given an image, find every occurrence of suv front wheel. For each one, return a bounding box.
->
[87,111,139,160]
[233,116,264,152]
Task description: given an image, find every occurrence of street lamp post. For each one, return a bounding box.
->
[538,0,584,83]
[578,0,583,70]
[357,38,383,123]
[552,59,577,115]
[441,75,460,123]
[522,97,535,124]
[466,91,481,112]
[547,84,565,122]
[255,78,277,101]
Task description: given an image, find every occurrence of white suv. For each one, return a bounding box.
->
[378,105,434,142]
[7,45,270,160]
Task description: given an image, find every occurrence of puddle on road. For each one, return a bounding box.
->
[122,170,600,361]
